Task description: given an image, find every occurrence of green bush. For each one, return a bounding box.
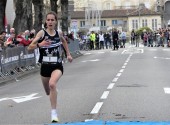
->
[136,27,152,36]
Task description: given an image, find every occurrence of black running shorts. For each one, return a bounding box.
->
[40,63,63,77]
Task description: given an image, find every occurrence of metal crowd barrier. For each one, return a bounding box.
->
[0,46,36,80]
[0,39,81,81]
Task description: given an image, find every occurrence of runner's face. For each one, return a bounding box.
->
[46,14,57,29]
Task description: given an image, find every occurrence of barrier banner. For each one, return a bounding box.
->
[19,46,27,67]
[1,46,36,74]
[1,47,20,73]
[24,46,36,67]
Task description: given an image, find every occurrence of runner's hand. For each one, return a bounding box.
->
[67,55,73,63]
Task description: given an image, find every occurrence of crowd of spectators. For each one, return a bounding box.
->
[0,28,36,51]
[77,28,127,51]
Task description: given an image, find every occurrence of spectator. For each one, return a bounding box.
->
[99,31,104,49]
[112,28,119,50]
[4,32,17,47]
[68,31,74,41]
[121,31,126,48]
[0,31,7,50]
[16,32,32,46]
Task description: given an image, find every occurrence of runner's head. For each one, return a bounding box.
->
[45,11,58,30]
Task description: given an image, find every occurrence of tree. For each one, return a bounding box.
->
[13,0,33,34]
[0,0,7,31]
[50,0,58,13]
[32,0,44,32]
[61,0,68,33]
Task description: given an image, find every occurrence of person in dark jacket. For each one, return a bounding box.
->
[112,28,119,50]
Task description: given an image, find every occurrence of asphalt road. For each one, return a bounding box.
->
[1,44,170,124]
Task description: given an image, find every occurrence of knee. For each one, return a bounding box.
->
[49,83,56,90]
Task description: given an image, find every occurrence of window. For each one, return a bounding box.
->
[125,2,131,9]
[80,21,85,27]
[100,20,106,27]
[132,19,138,30]
[112,20,118,25]
[144,2,150,8]
[142,19,147,27]
[152,19,157,31]
[106,3,111,10]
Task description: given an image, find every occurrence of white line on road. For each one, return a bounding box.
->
[84,53,92,55]
[100,91,110,99]
[124,63,127,66]
[112,78,118,82]
[0,98,9,102]
[122,66,126,69]
[164,88,170,94]
[116,73,122,77]
[121,50,127,54]
[82,59,100,63]
[98,51,105,54]
[85,119,94,122]
[154,56,170,60]
[119,69,124,73]
[107,83,115,89]
[90,102,103,114]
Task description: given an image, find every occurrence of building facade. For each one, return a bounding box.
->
[73,0,157,11]
[58,6,161,32]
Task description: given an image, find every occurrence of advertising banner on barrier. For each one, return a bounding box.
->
[24,47,36,67]
[19,46,27,67]
[1,47,20,73]
[1,46,36,74]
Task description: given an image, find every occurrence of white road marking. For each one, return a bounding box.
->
[112,78,118,82]
[85,119,93,122]
[154,56,170,60]
[100,91,110,99]
[89,53,132,116]
[122,66,126,68]
[12,93,41,103]
[0,93,41,103]
[98,51,105,54]
[90,102,103,114]
[124,63,127,66]
[116,73,122,77]
[84,53,92,55]
[125,60,129,63]
[121,50,127,54]
[119,69,124,73]
[82,59,100,62]
[0,98,9,102]
[164,88,170,94]
[107,83,115,89]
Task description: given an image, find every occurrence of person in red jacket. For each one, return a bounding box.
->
[16,32,32,46]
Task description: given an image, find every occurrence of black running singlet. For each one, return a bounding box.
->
[38,29,63,64]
